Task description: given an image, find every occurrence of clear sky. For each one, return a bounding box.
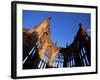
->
[23,10,91,48]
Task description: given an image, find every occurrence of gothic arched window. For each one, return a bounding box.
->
[67,55,75,67]
[38,46,51,69]
[79,47,89,66]
[53,53,64,68]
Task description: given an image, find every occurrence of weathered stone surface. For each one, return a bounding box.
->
[23,18,90,68]
[23,17,59,66]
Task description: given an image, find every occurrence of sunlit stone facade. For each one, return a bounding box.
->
[23,18,90,69]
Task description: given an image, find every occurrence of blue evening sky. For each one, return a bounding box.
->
[23,10,91,48]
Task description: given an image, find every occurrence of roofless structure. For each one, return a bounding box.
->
[23,17,91,69]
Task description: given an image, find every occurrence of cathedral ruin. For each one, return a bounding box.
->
[23,17,91,69]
